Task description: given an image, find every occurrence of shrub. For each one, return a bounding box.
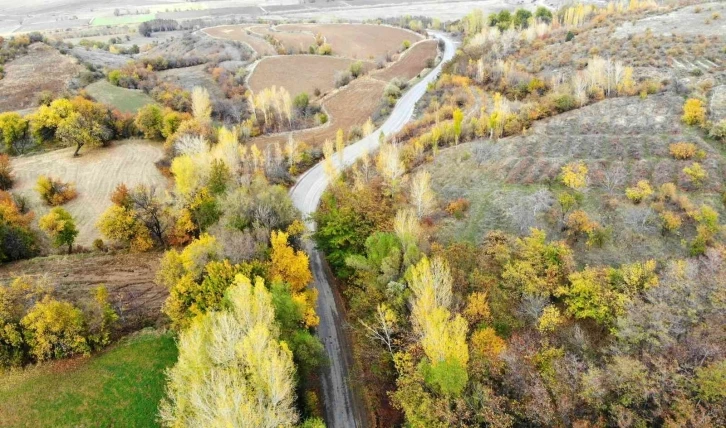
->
[682,98,706,126]
[334,70,353,88]
[20,296,90,362]
[669,142,697,160]
[318,43,332,55]
[446,198,470,219]
[349,61,364,78]
[709,119,726,140]
[402,40,411,50]
[560,162,588,189]
[683,162,707,187]
[660,211,682,233]
[0,154,14,190]
[553,93,576,112]
[35,176,77,206]
[625,180,653,204]
[659,182,678,201]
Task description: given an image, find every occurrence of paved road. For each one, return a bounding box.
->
[289,31,456,428]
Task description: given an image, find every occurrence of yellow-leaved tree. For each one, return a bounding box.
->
[159,275,299,427]
[270,230,318,327]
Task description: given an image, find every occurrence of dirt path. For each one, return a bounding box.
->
[289,31,457,428]
[11,139,168,246]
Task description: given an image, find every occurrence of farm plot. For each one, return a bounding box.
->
[276,23,422,61]
[0,43,82,113]
[252,77,387,147]
[204,25,276,56]
[11,140,168,246]
[0,251,165,331]
[248,55,374,98]
[85,80,155,113]
[248,25,317,55]
[157,64,226,100]
[372,39,438,82]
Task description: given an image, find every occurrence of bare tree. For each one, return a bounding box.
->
[359,304,398,357]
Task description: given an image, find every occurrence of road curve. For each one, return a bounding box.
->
[289,31,457,428]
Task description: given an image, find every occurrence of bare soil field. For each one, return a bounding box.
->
[276,23,421,61]
[11,140,169,246]
[0,43,82,113]
[372,39,438,82]
[248,25,317,54]
[203,25,276,56]
[248,55,374,98]
[0,251,166,330]
[614,2,726,38]
[253,76,387,147]
[426,94,725,266]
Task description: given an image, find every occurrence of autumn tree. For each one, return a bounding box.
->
[409,170,435,218]
[39,207,78,254]
[191,86,212,123]
[35,175,77,206]
[56,99,113,156]
[270,230,318,327]
[20,296,89,361]
[560,161,588,190]
[159,275,299,427]
[0,112,28,153]
[682,98,706,126]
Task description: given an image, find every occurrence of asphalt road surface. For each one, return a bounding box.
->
[289,31,457,428]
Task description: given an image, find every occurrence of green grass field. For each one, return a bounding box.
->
[0,329,177,428]
[91,14,155,26]
[85,80,155,114]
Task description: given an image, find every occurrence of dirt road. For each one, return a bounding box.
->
[289,31,456,428]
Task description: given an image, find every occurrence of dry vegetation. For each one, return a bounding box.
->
[203,25,276,56]
[0,43,82,113]
[11,140,168,246]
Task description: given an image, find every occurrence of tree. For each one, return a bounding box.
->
[376,142,404,193]
[39,207,78,254]
[270,230,312,293]
[159,275,298,427]
[560,162,588,190]
[191,86,211,123]
[452,108,463,144]
[134,104,164,140]
[20,296,89,362]
[97,205,154,252]
[409,170,435,218]
[35,175,77,206]
[0,154,14,190]
[0,112,28,153]
[293,92,309,113]
[682,98,706,126]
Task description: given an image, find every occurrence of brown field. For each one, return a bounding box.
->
[253,77,386,147]
[248,25,317,54]
[0,43,83,113]
[277,23,422,60]
[203,25,276,56]
[11,140,169,246]
[0,251,166,330]
[372,39,438,82]
[248,55,374,98]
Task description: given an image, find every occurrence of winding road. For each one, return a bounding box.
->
[289,31,457,428]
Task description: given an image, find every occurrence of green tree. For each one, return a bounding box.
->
[134,104,164,140]
[38,207,78,254]
[0,112,28,153]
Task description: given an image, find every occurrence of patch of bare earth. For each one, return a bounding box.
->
[372,39,438,82]
[276,23,422,61]
[11,139,169,246]
[248,55,374,98]
[0,43,82,112]
[0,251,166,330]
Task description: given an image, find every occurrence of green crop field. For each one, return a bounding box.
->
[85,80,155,114]
[0,329,177,428]
[91,14,155,27]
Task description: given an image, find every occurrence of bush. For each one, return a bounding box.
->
[682,98,706,126]
[350,61,364,78]
[625,180,653,204]
[683,162,707,187]
[709,119,726,140]
[0,154,14,190]
[20,296,90,362]
[660,211,682,233]
[35,176,77,206]
[446,198,470,219]
[334,70,352,88]
[553,93,576,112]
[402,40,411,50]
[669,142,697,160]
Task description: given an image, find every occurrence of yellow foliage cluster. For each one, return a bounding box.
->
[560,162,588,190]
[625,180,653,204]
[35,175,77,206]
[682,98,706,126]
[669,142,697,160]
[270,230,318,327]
